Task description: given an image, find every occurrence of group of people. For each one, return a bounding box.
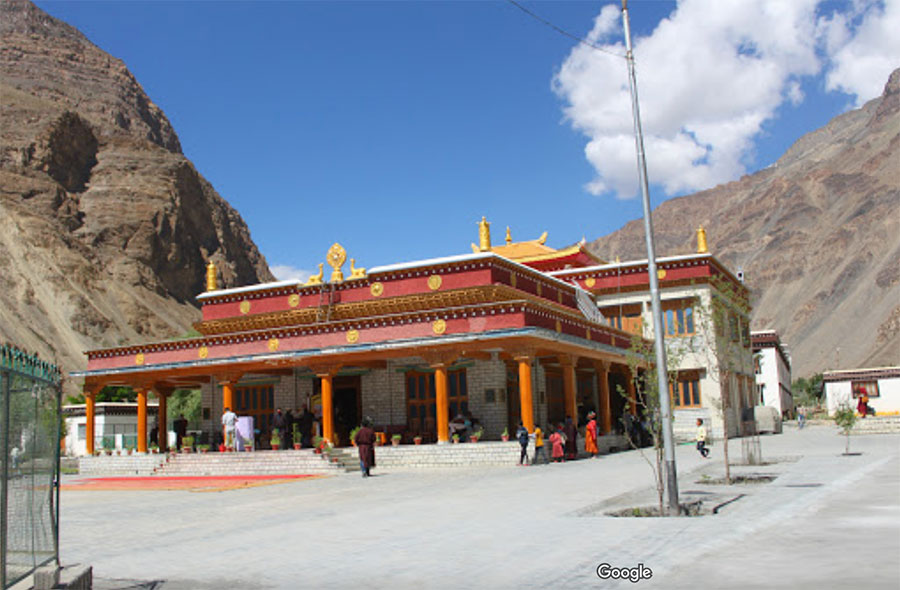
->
[448,411,480,440]
[514,414,598,466]
[270,407,318,449]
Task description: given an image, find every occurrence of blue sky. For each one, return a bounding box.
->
[35,1,900,281]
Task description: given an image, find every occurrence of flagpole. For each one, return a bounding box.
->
[621,0,680,515]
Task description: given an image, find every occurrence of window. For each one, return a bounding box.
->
[852,381,879,398]
[406,369,467,438]
[669,372,701,408]
[78,424,86,441]
[663,303,695,337]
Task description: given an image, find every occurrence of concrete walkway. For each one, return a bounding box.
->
[57,425,899,589]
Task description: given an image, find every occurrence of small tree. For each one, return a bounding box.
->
[792,373,824,411]
[616,332,694,515]
[693,275,755,484]
[833,403,857,455]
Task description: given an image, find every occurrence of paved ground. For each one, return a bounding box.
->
[56,425,899,589]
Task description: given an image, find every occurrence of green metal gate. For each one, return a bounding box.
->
[0,344,62,589]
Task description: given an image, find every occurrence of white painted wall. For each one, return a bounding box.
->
[826,375,900,416]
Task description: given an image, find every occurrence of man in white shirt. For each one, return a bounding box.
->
[222,407,238,450]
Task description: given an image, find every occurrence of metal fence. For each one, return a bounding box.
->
[0,344,62,589]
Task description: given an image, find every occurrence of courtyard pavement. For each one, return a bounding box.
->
[57,425,899,589]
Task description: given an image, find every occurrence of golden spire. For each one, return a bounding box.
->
[327,243,347,283]
[205,260,218,292]
[478,216,491,252]
[697,225,709,254]
[505,226,512,245]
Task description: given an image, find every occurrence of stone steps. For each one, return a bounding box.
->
[79,454,167,476]
[155,449,348,475]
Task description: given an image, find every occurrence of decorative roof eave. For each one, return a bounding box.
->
[72,325,635,381]
[823,367,900,382]
[196,252,585,306]
[507,243,602,266]
[193,284,579,336]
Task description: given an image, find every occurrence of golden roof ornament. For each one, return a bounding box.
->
[478,216,491,252]
[206,260,218,292]
[505,226,512,245]
[697,225,709,254]
[327,243,347,282]
[349,258,366,280]
[305,264,324,286]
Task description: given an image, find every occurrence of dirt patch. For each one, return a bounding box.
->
[696,474,777,485]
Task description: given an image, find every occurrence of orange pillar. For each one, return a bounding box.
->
[222,380,235,414]
[626,370,638,415]
[561,357,577,425]
[136,388,148,453]
[157,389,168,449]
[434,364,449,443]
[320,373,334,443]
[516,356,534,432]
[596,362,612,434]
[85,390,96,455]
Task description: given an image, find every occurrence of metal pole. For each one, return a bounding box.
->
[621,0,679,514]
[1,369,10,588]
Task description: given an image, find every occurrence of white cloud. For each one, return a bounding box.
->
[553,0,900,200]
[820,0,900,105]
[270,264,313,282]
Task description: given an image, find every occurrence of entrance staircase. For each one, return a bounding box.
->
[153,449,358,476]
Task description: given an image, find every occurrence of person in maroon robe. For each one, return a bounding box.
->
[354,417,376,477]
[563,416,578,460]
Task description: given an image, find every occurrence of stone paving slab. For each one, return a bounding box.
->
[56,425,900,589]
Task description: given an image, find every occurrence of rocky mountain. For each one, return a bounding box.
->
[0,0,274,390]
[589,68,900,378]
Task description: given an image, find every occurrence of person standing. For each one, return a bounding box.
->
[549,425,565,463]
[516,421,529,465]
[283,409,295,449]
[173,414,188,450]
[273,408,286,449]
[222,407,238,450]
[695,418,709,458]
[532,424,547,465]
[563,416,577,460]
[585,411,599,458]
[354,417,376,477]
[857,388,869,418]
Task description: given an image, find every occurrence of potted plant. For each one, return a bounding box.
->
[181,435,194,453]
[149,443,159,454]
[413,435,423,445]
[198,444,210,453]
[270,428,281,450]
[350,426,361,447]
[501,427,509,442]
[293,425,303,450]
[243,437,253,452]
[313,435,324,454]
[391,434,402,447]
[452,434,459,444]
[469,429,484,443]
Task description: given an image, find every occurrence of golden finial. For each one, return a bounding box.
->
[538,231,548,245]
[697,225,708,254]
[615,255,620,263]
[327,243,347,282]
[205,260,218,292]
[305,263,324,286]
[505,226,512,245]
[478,217,491,252]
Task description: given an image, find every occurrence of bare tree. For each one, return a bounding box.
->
[693,275,754,485]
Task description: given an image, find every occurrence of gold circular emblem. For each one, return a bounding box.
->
[135,352,145,365]
[585,277,596,288]
[657,269,667,280]
[327,243,347,268]
[347,329,359,343]
[555,320,562,333]
[427,275,442,291]
[239,300,251,315]
[432,319,447,335]
[268,338,279,352]
[370,282,384,297]
[510,273,517,288]
[198,346,209,359]
[288,294,300,308]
